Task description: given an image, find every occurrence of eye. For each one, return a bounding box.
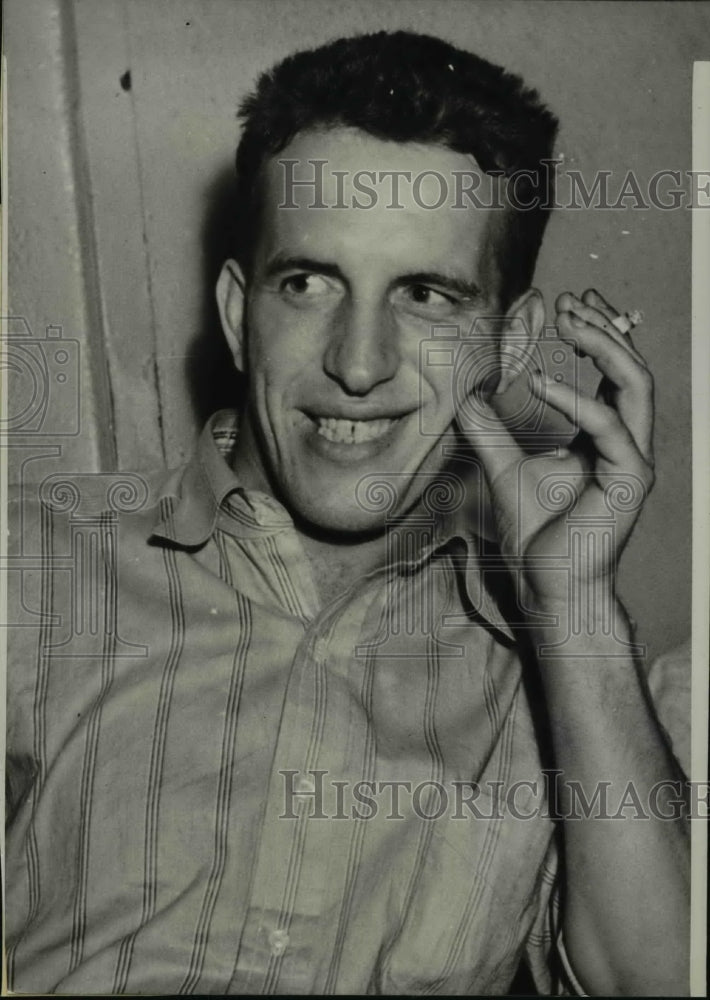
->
[280,273,334,297]
[406,284,453,306]
[394,283,460,318]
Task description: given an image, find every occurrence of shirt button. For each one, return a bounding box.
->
[294,774,316,795]
[268,928,290,957]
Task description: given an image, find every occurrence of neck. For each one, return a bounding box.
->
[229,415,495,600]
[295,524,391,602]
[230,418,396,597]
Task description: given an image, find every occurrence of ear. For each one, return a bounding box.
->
[495,288,545,395]
[216,259,247,373]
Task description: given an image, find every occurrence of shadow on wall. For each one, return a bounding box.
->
[187,164,246,425]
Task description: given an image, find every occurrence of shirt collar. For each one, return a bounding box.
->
[151,410,293,546]
[150,411,240,547]
[150,409,515,641]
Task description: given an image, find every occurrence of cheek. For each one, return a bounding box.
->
[248,298,326,375]
[420,340,501,419]
[424,369,457,414]
[454,341,502,398]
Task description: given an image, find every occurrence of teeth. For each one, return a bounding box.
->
[316,416,396,444]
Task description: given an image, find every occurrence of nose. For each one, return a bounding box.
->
[323,298,399,395]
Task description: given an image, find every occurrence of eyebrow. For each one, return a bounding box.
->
[263,254,347,284]
[262,255,483,301]
[395,271,483,301]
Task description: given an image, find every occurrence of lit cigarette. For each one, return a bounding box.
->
[611,309,643,334]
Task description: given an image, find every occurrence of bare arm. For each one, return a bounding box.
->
[461,288,690,995]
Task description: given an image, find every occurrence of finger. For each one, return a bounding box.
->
[556,312,654,462]
[581,288,647,360]
[529,375,654,546]
[556,291,643,362]
[581,287,641,327]
[581,287,619,320]
[557,290,619,333]
[456,395,525,486]
[530,373,651,475]
[557,311,651,383]
[569,473,649,542]
[617,322,642,357]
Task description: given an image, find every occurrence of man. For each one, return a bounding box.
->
[5,30,689,995]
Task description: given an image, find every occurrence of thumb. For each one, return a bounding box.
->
[456,393,524,488]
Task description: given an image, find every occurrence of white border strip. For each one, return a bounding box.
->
[0,45,9,998]
[691,60,709,999]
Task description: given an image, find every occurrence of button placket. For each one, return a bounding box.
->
[294,773,317,796]
[268,927,290,957]
[228,600,365,994]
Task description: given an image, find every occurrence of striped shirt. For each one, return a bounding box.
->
[6,410,665,995]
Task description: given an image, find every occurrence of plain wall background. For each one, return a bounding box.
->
[6,0,707,661]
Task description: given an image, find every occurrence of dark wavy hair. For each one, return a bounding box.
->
[235,30,559,306]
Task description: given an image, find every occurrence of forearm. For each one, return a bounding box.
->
[529,596,690,996]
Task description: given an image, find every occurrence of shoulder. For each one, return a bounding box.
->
[5,464,185,663]
[5,465,188,738]
[7,465,184,543]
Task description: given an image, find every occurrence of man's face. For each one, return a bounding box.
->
[219,127,535,535]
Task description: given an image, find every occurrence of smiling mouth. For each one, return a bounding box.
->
[315,416,398,445]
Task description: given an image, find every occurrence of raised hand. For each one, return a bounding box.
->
[459,288,655,611]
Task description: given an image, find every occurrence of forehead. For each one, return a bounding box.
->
[254,127,505,292]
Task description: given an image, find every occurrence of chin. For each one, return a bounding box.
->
[291,498,390,542]
[287,469,435,542]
